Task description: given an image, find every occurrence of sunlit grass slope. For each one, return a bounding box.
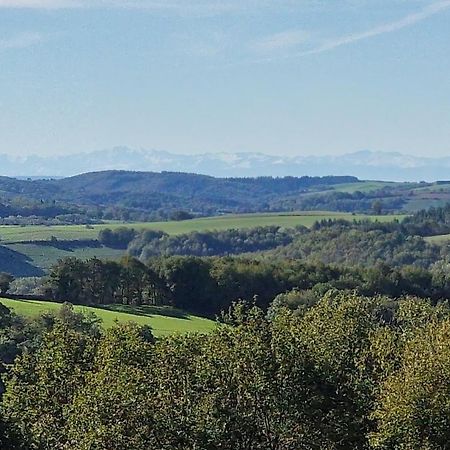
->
[0,298,216,337]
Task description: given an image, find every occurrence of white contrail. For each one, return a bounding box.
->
[300,0,450,56]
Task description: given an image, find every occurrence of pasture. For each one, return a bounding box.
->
[6,243,124,270]
[331,181,399,193]
[0,212,407,244]
[0,297,216,337]
[425,234,450,244]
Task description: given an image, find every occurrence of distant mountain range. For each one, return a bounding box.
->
[2,148,450,181]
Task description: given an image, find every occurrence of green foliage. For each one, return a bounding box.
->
[67,323,155,450]
[1,295,450,448]
[0,172,362,224]
[371,320,450,449]
[98,227,137,249]
[0,273,14,295]
[270,227,440,268]
[0,211,407,277]
[0,212,397,244]
[3,322,98,449]
[51,171,360,218]
[128,225,303,259]
[0,302,101,377]
[267,288,320,318]
[4,202,450,448]
[0,171,445,228]
[170,210,194,221]
[46,256,170,307]
[403,203,450,236]
[38,251,450,317]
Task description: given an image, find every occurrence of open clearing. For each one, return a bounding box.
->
[0,212,407,244]
[0,297,215,337]
[6,243,124,271]
[331,181,399,193]
[425,234,450,244]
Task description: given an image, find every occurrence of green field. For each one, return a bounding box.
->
[0,212,407,277]
[0,212,407,244]
[331,181,399,193]
[425,234,450,244]
[408,182,450,193]
[403,198,450,212]
[6,243,124,271]
[0,298,215,337]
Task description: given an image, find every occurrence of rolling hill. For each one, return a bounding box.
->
[0,170,447,223]
[0,169,443,222]
[0,298,215,337]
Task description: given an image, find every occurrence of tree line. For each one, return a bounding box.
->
[38,254,450,317]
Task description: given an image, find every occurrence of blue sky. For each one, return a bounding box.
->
[0,0,449,157]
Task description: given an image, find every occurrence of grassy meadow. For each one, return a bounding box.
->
[425,234,450,244]
[331,181,399,193]
[0,297,215,337]
[0,211,407,244]
[6,243,124,270]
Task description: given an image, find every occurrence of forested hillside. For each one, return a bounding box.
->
[0,172,359,223]
[0,171,449,225]
[89,205,450,271]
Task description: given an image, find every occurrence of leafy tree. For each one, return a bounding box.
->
[372,200,383,215]
[170,210,194,221]
[67,323,155,450]
[98,227,137,249]
[4,295,450,448]
[297,291,386,448]
[0,273,14,295]
[371,319,450,449]
[3,322,98,449]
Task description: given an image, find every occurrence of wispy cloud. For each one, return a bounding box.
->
[300,0,450,56]
[0,0,307,14]
[0,32,43,51]
[0,0,238,11]
[0,0,81,7]
[250,30,310,53]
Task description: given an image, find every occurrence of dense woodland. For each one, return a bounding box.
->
[2,295,450,448]
[34,253,450,316]
[277,189,407,213]
[94,205,450,270]
[123,226,304,258]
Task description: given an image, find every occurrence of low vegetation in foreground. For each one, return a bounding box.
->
[1,294,450,449]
